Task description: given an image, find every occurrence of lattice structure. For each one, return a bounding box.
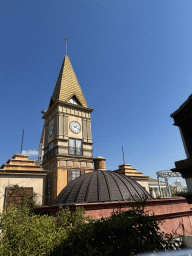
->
[156,170,181,197]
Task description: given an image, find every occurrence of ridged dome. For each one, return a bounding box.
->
[52,171,152,205]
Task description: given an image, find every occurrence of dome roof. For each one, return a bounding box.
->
[52,170,152,205]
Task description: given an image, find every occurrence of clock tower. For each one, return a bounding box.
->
[42,55,94,205]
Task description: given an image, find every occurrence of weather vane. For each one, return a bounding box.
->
[65,38,68,56]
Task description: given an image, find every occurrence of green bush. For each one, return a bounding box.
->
[0,185,184,255]
[0,207,60,255]
[0,184,94,256]
[49,205,181,256]
[0,204,94,256]
[171,188,177,197]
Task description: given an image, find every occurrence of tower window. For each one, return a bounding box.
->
[48,141,53,151]
[72,170,81,180]
[69,138,82,155]
[68,169,82,183]
[47,141,54,159]
[68,96,81,105]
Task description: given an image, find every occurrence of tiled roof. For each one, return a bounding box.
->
[0,154,42,172]
[49,56,88,108]
[52,170,152,205]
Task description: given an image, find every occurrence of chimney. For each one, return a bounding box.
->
[94,156,106,171]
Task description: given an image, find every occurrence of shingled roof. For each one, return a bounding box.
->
[52,170,152,205]
[49,55,88,108]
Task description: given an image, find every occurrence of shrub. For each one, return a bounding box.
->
[0,204,95,255]
[0,206,61,255]
[171,188,177,197]
[0,184,94,256]
[48,204,182,256]
[0,185,184,255]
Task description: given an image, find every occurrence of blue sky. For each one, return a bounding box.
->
[1,0,192,186]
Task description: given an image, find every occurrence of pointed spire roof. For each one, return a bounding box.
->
[40,123,45,144]
[49,56,88,108]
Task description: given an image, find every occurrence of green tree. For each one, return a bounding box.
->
[171,187,177,197]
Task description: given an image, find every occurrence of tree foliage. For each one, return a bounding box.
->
[0,185,94,256]
[0,185,185,255]
[0,204,95,255]
[49,204,183,256]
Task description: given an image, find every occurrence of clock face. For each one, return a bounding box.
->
[49,124,54,137]
[69,121,81,134]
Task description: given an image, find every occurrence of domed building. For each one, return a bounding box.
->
[170,179,188,194]
[53,170,152,206]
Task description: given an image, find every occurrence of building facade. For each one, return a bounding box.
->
[0,154,47,213]
[170,180,188,194]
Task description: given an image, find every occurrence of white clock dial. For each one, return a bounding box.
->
[69,121,81,134]
[49,124,54,137]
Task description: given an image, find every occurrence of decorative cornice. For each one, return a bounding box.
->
[0,170,48,175]
[42,153,94,166]
[42,100,94,120]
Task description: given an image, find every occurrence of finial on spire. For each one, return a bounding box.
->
[65,38,68,56]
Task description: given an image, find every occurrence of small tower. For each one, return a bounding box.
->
[42,54,94,205]
[36,124,45,166]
